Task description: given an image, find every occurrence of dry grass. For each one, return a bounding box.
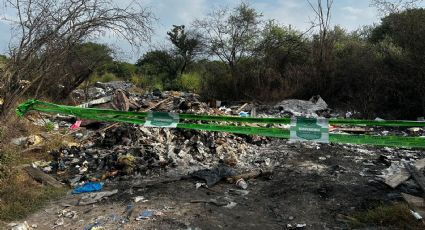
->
[127,86,146,95]
[0,114,69,221]
[349,202,424,229]
[0,171,67,221]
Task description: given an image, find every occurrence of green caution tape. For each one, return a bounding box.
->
[16,99,425,127]
[16,99,425,148]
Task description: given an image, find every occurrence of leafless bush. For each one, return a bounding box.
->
[0,0,154,119]
[370,0,424,15]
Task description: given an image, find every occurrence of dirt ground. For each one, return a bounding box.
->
[14,140,424,230]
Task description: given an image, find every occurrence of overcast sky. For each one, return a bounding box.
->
[0,0,422,62]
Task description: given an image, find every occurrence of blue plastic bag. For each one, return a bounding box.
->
[72,182,103,194]
[239,111,249,117]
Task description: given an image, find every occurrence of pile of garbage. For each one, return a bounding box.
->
[272,95,329,117]
[46,125,268,187]
[71,81,221,115]
[7,81,425,229]
[15,81,424,189]
[12,82,274,188]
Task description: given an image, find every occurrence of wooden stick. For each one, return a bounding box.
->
[141,97,173,112]
[235,103,248,114]
[24,166,63,188]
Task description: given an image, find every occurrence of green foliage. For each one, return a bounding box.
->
[258,20,309,69]
[194,2,262,68]
[128,6,425,118]
[43,122,55,132]
[130,74,145,87]
[76,42,114,65]
[0,54,8,69]
[102,61,137,80]
[372,9,425,49]
[177,72,201,93]
[102,73,119,82]
[88,72,120,84]
[130,74,163,91]
[198,60,233,99]
[167,25,201,74]
[135,50,181,90]
[136,50,179,78]
[34,42,115,99]
[350,203,423,229]
[367,8,425,117]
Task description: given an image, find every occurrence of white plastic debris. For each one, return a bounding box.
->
[134,196,148,203]
[11,137,28,146]
[224,201,237,209]
[195,183,206,189]
[54,218,64,226]
[235,178,248,190]
[9,221,31,230]
[296,223,307,228]
[408,127,422,132]
[410,210,423,220]
[274,95,327,117]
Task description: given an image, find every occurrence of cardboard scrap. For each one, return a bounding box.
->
[382,159,425,188]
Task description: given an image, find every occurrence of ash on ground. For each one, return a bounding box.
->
[10,82,425,230]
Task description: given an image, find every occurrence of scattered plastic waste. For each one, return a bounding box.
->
[135,210,164,221]
[239,111,249,117]
[235,178,248,190]
[134,196,148,203]
[9,222,31,230]
[70,120,82,130]
[78,189,118,205]
[72,182,103,194]
[410,210,423,220]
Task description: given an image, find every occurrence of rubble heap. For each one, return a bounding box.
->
[18,81,424,188]
[50,125,268,186]
[21,82,268,187]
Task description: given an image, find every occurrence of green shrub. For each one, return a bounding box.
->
[101,72,119,82]
[130,74,164,91]
[177,72,201,93]
[130,74,147,87]
[44,122,55,132]
[349,203,423,229]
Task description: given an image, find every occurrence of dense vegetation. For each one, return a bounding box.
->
[1,1,424,119]
[97,4,425,119]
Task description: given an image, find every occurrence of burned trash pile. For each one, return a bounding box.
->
[30,82,270,188]
[22,83,425,190]
[71,81,135,101]
[49,125,267,187]
[71,81,224,115]
[10,82,425,229]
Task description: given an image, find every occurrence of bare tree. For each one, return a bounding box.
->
[0,0,153,119]
[307,0,333,67]
[193,2,262,71]
[307,0,334,93]
[370,0,424,15]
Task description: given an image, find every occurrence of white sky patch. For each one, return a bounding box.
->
[254,0,312,30]
[176,0,207,24]
[341,6,376,21]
